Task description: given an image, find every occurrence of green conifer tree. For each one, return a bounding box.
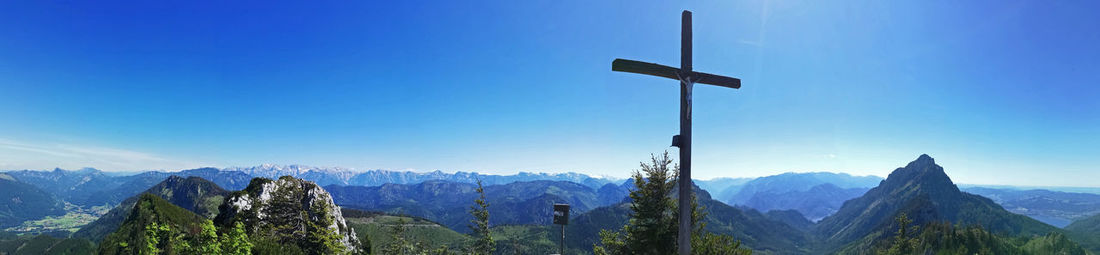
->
[469,178,495,255]
[220,221,253,255]
[594,151,751,255]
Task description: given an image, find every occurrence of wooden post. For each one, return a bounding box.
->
[677,10,693,255]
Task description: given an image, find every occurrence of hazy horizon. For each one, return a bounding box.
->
[8,157,1100,189]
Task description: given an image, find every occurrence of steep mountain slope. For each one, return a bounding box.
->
[84,171,174,207]
[0,232,95,255]
[744,183,869,222]
[215,176,362,254]
[596,182,631,205]
[964,187,1100,227]
[0,174,65,228]
[836,221,1088,255]
[1066,213,1100,253]
[813,154,1060,251]
[97,193,214,254]
[72,175,229,242]
[764,209,814,231]
[696,177,753,203]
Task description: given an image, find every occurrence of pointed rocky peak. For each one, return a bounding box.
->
[881,154,956,193]
[906,154,936,168]
[160,175,186,185]
[813,154,1059,250]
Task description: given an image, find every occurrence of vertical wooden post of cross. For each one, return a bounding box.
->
[611,10,741,255]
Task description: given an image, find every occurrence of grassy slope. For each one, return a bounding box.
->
[1066,213,1100,254]
[344,213,471,252]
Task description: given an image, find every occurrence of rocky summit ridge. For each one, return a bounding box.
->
[217,176,361,253]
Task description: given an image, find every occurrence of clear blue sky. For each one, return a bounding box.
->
[1,1,1097,186]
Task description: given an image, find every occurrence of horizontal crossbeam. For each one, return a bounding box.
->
[612,58,741,89]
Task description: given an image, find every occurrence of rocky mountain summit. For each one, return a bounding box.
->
[216,176,362,254]
[813,154,1058,251]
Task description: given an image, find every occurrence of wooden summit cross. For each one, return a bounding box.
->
[611,10,741,255]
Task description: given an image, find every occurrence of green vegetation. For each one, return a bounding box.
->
[0,232,95,255]
[877,213,920,255]
[98,193,253,255]
[216,176,363,254]
[346,214,468,253]
[868,213,1088,255]
[4,203,109,234]
[380,216,453,254]
[490,224,588,254]
[593,152,751,255]
[73,176,229,242]
[76,156,1097,255]
[469,179,494,255]
[1066,213,1100,253]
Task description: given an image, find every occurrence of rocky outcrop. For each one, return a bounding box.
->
[216,176,361,254]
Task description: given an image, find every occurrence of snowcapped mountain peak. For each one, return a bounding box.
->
[213,164,618,189]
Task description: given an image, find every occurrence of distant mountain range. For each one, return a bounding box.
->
[326,180,622,232]
[1,165,622,205]
[0,173,65,228]
[3,161,1100,249]
[699,172,881,222]
[1,167,250,207]
[225,164,622,189]
[962,187,1100,228]
[2,154,1099,254]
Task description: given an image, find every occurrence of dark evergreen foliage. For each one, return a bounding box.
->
[0,233,95,255]
[468,179,494,255]
[593,152,751,255]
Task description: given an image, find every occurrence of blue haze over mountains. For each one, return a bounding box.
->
[3,160,1100,234]
[4,155,1100,253]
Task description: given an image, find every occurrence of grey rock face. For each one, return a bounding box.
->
[218,176,361,253]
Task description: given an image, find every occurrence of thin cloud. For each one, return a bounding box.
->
[0,138,205,172]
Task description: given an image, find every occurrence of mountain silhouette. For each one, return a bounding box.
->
[813,154,1059,251]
